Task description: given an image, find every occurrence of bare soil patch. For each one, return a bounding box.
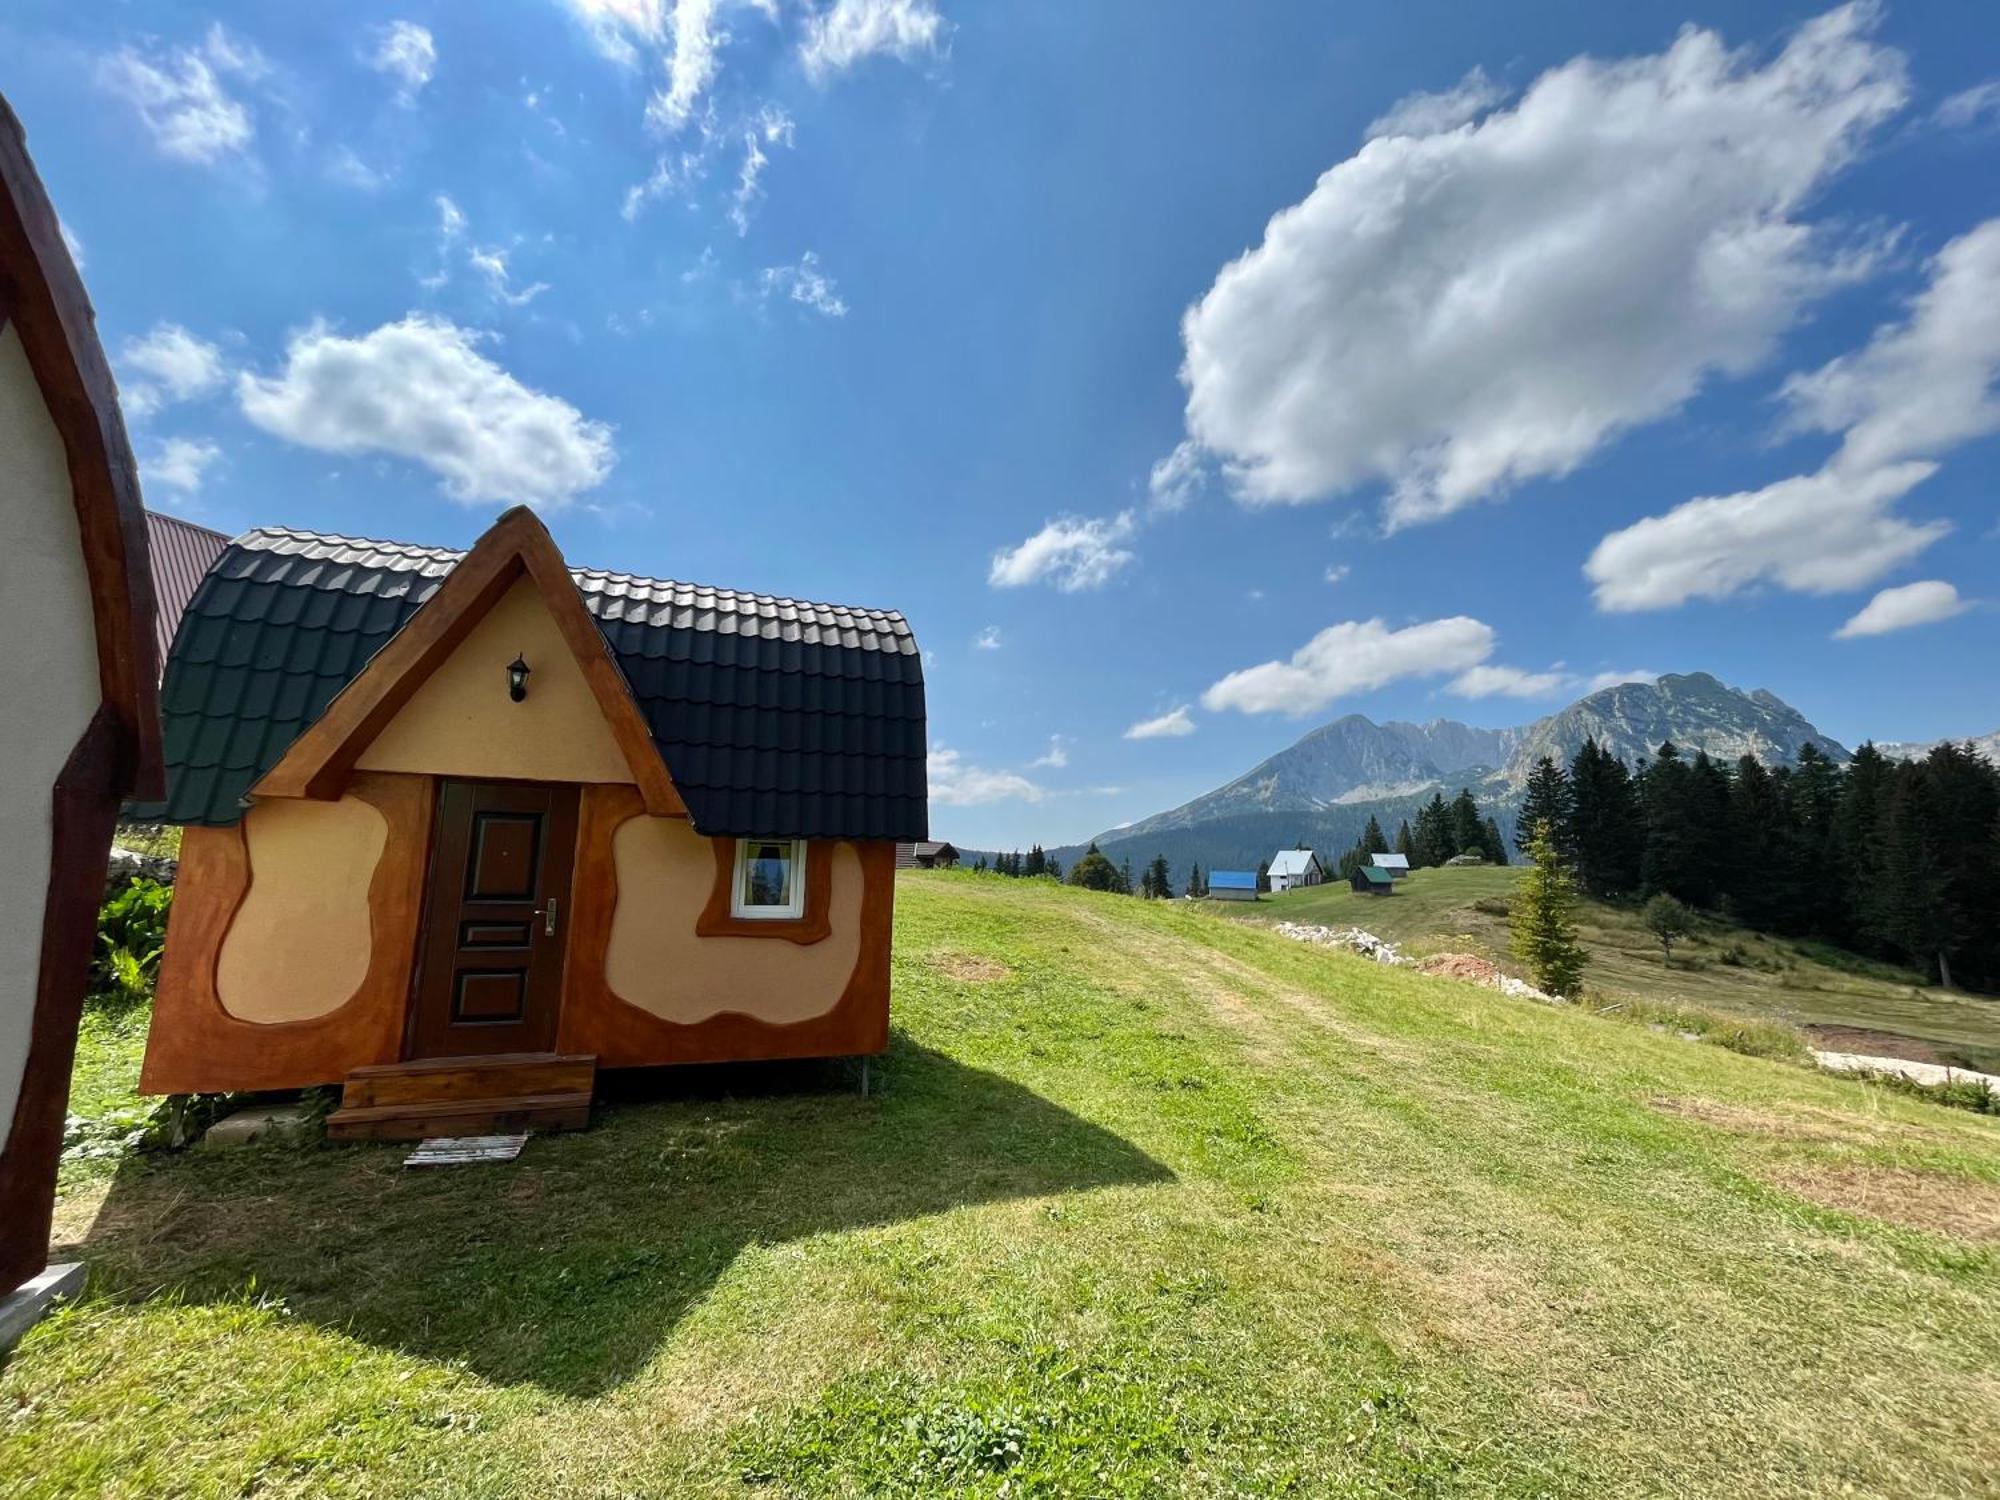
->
[1649,1096,1881,1145]
[929,952,1012,983]
[1770,1163,2000,1244]
[1801,1024,1945,1065]
[1416,953,1504,985]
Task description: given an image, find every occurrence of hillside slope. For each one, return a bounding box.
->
[12,874,2000,1496]
[1241,866,2000,1071]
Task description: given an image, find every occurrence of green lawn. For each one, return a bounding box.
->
[1247,866,2000,1070]
[7,870,1999,1496]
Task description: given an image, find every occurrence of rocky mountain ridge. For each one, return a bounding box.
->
[1106,673,1849,848]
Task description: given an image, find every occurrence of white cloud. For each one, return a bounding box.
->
[759,251,848,317]
[801,0,945,81]
[142,436,222,495]
[1935,80,2000,131]
[1028,735,1069,769]
[59,221,84,269]
[98,32,257,165]
[368,21,437,102]
[1780,219,2000,474]
[928,746,1043,807]
[119,323,227,416]
[1584,668,1659,692]
[1365,66,1507,139]
[326,145,387,191]
[1586,461,1946,611]
[1146,438,1204,512]
[1589,217,2000,611]
[1125,706,1196,740]
[1203,616,1495,716]
[1835,579,1970,638]
[562,0,668,65]
[988,512,1136,592]
[1446,664,1570,699]
[237,315,615,507]
[730,105,794,234]
[1323,563,1349,585]
[1176,6,1905,528]
[973,625,1001,651]
[648,0,724,133]
[469,245,551,306]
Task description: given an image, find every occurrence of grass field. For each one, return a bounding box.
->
[6,870,2000,1496]
[1247,866,2000,1071]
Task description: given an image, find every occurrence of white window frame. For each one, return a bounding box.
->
[731,837,807,920]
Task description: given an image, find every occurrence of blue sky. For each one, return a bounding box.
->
[8,1,1997,850]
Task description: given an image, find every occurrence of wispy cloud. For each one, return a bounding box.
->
[989,512,1136,592]
[1124,705,1195,740]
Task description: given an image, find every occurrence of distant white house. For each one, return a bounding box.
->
[1267,848,1326,892]
[1371,852,1411,880]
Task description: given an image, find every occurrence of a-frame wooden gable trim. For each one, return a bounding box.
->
[253,505,686,817]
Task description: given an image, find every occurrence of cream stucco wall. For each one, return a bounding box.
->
[606,819,862,1023]
[357,575,635,785]
[0,327,102,1153]
[217,796,388,1022]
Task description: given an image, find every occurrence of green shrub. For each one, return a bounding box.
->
[90,876,172,1009]
[1580,993,1808,1063]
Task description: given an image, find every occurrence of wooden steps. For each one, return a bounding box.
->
[327,1053,596,1142]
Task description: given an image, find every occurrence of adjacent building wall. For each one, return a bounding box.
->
[0,326,100,1156]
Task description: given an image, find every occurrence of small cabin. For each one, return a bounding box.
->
[896,840,960,869]
[138,508,926,1139]
[1209,870,1259,902]
[0,97,164,1312]
[1371,851,1411,879]
[1267,848,1325,892]
[1351,865,1396,895]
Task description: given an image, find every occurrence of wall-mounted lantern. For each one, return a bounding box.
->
[507,654,531,702]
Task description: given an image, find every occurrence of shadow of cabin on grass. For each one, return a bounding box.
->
[58,1032,1172,1396]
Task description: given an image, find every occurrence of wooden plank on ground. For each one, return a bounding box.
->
[405,1134,529,1168]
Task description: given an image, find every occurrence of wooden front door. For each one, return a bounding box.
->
[409,781,580,1058]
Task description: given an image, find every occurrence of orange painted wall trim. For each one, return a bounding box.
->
[141,773,434,1094]
[558,784,893,1066]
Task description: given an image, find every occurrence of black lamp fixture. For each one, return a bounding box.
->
[506,653,531,702]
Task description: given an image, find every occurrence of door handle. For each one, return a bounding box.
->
[537,898,559,937]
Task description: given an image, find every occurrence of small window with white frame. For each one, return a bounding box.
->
[732,837,806,919]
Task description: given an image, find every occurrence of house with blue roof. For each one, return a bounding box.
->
[1209,870,1260,902]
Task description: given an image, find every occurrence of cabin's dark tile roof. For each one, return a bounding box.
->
[139,527,928,841]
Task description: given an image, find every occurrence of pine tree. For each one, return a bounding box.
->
[1450,788,1484,859]
[1511,822,1587,998]
[973,855,988,873]
[1360,815,1387,853]
[1146,854,1173,899]
[1118,856,1135,896]
[1024,844,1046,878]
[1394,820,1415,863]
[1413,793,1452,867]
[1516,756,1573,858]
[1256,858,1271,893]
[1046,856,1062,882]
[1481,816,1509,866]
[1187,862,1204,897]
[1568,739,1642,899]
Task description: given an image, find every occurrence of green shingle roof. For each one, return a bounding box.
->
[135,527,929,841]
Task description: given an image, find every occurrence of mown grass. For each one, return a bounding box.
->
[1250,866,2000,1069]
[7,871,2000,1496]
